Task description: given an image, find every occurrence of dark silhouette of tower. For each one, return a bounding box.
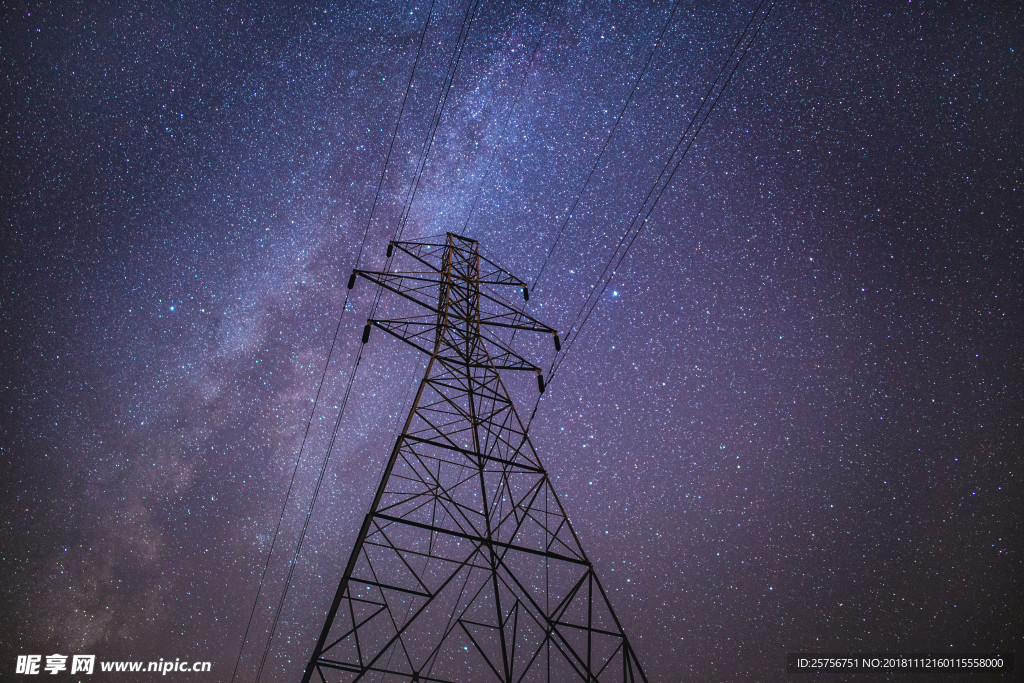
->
[302,233,645,682]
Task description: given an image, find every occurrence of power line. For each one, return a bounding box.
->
[531,0,685,291]
[231,3,437,680]
[516,0,776,430]
[356,0,438,268]
[548,0,777,388]
[395,0,484,243]
[228,297,347,683]
[370,0,484,322]
[250,1,486,677]
[254,340,368,682]
[461,0,555,235]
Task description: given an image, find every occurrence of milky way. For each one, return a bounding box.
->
[2,1,1021,681]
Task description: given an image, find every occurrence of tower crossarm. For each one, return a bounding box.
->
[354,270,555,336]
[389,238,528,290]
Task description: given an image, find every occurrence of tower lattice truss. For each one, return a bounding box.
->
[303,233,645,682]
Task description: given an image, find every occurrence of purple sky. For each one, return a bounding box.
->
[2,1,1021,680]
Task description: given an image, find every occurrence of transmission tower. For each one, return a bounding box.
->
[302,233,645,682]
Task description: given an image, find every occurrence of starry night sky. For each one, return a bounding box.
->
[2,1,1022,681]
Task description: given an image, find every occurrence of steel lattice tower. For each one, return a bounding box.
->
[302,233,645,682]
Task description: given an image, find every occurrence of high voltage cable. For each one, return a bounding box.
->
[461,0,555,235]
[254,341,368,682]
[547,0,776,388]
[251,1,485,677]
[370,0,483,324]
[505,0,679,354]
[228,299,347,683]
[530,0,685,291]
[356,0,438,267]
[231,3,437,680]
[395,0,484,243]
[523,0,776,423]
